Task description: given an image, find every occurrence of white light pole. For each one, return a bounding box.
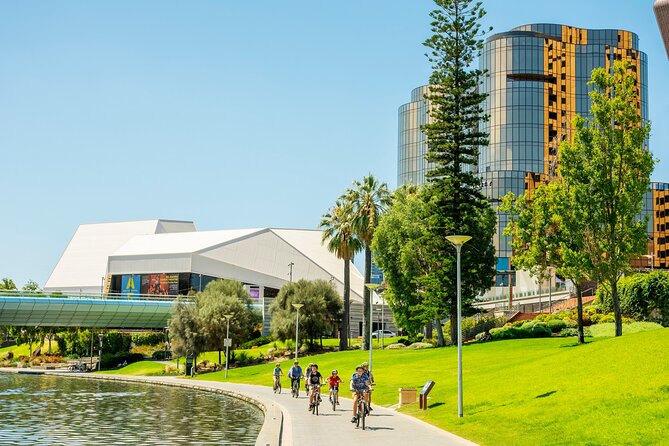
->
[98,333,104,372]
[224,314,233,379]
[365,283,380,372]
[292,303,303,360]
[446,235,472,418]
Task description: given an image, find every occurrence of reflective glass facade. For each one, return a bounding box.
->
[655,0,669,59]
[398,23,659,283]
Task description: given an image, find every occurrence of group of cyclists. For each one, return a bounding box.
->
[273,359,374,423]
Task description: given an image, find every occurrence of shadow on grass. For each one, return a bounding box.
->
[468,401,511,415]
[429,402,445,409]
[535,390,557,399]
[559,341,591,348]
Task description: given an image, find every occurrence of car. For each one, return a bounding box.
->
[371,329,396,339]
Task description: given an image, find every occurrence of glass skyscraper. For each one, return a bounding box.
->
[398,23,663,293]
[655,0,669,59]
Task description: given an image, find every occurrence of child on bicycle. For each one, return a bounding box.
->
[350,365,371,423]
[272,363,283,389]
[307,364,324,410]
[304,363,314,392]
[328,369,342,405]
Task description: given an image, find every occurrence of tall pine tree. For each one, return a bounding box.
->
[421,0,496,344]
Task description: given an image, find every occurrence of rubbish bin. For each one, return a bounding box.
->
[185,356,194,376]
[399,388,417,406]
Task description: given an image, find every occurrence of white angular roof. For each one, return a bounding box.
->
[44,220,196,293]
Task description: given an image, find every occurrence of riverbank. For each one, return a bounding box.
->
[0,367,476,446]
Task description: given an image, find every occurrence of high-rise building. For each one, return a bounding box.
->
[655,0,669,59]
[398,24,662,298]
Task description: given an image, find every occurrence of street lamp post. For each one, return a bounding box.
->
[445,235,472,418]
[292,303,304,360]
[224,314,233,379]
[364,283,380,372]
[98,333,104,372]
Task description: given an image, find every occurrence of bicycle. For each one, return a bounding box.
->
[329,386,339,411]
[290,377,302,398]
[354,390,368,430]
[273,376,282,394]
[309,384,323,415]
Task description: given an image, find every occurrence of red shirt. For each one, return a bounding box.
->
[328,375,342,387]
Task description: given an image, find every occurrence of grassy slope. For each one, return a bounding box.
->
[99,361,170,376]
[195,329,669,446]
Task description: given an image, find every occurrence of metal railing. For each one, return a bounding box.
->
[0,290,189,302]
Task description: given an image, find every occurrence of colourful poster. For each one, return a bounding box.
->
[121,275,141,297]
[141,273,179,296]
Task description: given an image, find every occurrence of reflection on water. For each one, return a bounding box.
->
[0,373,263,445]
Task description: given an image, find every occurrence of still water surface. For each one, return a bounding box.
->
[0,372,263,445]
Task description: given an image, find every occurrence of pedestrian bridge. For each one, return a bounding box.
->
[0,291,183,328]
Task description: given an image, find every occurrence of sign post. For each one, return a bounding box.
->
[419,380,436,410]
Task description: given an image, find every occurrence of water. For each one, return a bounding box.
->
[0,373,263,445]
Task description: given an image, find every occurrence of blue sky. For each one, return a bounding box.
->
[1,1,667,287]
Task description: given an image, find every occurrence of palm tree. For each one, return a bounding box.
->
[348,174,391,349]
[320,198,362,350]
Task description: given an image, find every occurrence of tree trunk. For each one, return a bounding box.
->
[424,323,433,340]
[435,320,445,347]
[218,349,222,365]
[450,310,458,345]
[340,260,351,351]
[611,278,623,337]
[576,284,585,345]
[363,244,372,350]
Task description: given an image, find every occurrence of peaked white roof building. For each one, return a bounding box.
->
[45,220,390,335]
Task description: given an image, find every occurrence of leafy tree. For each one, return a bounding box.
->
[348,174,391,349]
[559,61,654,337]
[320,198,362,350]
[168,297,206,363]
[597,271,669,326]
[419,0,496,344]
[0,278,17,290]
[502,181,592,344]
[196,279,261,364]
[22,280,40,292]
[372,185,430,338]
[13,326,43,357]
[270,279,342,348]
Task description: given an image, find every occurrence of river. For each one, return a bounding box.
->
[0,372,263,445]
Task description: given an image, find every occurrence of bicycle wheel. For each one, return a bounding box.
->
[315,400,319,416]
[332,392,336,411]
[356,401,362,428]
[277,381,281,394]
[360,401,366,430]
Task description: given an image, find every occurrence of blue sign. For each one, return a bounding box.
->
[121,275,141,297]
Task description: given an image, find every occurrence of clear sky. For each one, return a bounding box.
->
[1,1,667,287]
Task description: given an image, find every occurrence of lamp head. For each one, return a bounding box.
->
[445,235,472,246]
[292,303,304,310]
[365,283,381,291]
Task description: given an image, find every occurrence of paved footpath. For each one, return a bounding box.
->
[0,369,477,446]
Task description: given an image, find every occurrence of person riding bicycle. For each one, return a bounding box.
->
[361,362,375,410]
[307,364,324,410]
[272,363,283,388]
[328,369,342,405]
[287,360,303,391]
[304,362,315,392]
[350,365,371,423]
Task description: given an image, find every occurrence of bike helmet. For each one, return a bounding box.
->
[312,364,318,368]
[332,369,338,374]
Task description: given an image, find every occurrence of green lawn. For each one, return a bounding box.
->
[194,329,669,446]
[99,360,175,376]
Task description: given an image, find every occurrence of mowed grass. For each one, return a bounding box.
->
[195,329,669,446]
[99,360,173,376]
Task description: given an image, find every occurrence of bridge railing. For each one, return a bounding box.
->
[0,290,192,302]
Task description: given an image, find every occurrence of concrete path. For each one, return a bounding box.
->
[0,368,477,446]
[113,375,476,446]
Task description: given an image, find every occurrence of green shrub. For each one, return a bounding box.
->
[386,343,407,349]
[529,322,552,338]
[559,327,592,337]
[151,350,170,360]
[547,319,567,333]
[240,335,272,349]
[235,351,250,366]
[131,332,165,346]
[103,332,132,354]
[489,326,531,340]
[395,338,413,346]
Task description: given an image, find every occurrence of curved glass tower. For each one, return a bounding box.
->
[398,24,649,294]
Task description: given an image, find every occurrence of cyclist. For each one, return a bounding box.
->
[287,360,303,392]
[272,363,283,389]
[349,365,371,423]
[307,364,324,410]
[304,362,314,392]
[361,362,375,410]
[328,369,342,405]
